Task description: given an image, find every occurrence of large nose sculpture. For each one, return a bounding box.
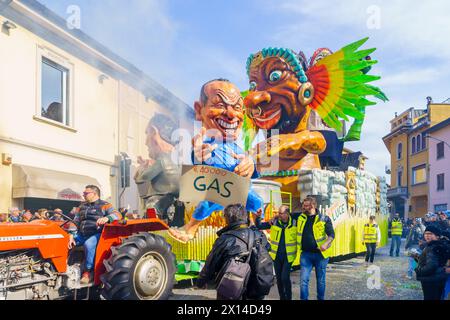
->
[244,91,271,117]
[225,105,238,119]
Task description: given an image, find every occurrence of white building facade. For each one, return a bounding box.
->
[0,0,194,214]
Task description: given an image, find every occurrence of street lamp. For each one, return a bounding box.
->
[424,134,450,148]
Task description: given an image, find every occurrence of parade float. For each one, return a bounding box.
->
[146,38,389,279]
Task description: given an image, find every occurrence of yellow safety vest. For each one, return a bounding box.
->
[296,213,333,259]
[364,223,378,243]
[391,220,403,236]
[269,216,297,263]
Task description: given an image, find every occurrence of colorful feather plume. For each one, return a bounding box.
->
[306,37,385,132]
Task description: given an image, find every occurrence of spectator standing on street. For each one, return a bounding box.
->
[254,205,296,300]
[297,196,335,300]
[405,218,425,279]
[68,185,122,284]
[22,212,34,223]
[8,208,21,223]
[35,208,49,220]
[0,213,8,223]
[362,215,381,265]
[196,204,271,300]
[389,213,403,257]
[414,225,450,300]
[437,212,450,235]
[50,208,64,221]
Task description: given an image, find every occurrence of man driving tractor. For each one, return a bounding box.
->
[68,185,122,284]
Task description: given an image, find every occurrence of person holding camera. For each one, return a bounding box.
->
[414,226,450,300]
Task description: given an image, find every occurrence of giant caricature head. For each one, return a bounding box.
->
[145,113,177,159]
[194,79,244,141]
[244,48,316,134]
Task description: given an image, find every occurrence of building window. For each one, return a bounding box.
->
[397,171,402,187]
[412,165,427,185]
[41,57,69,125]
[422,133,426,149]
[434,204,447,212]
[397,142,402,159]
[36,46,74,129]
[437,141,444,159]
[437,173,445,191]
[412,137,416,154]
[416,134,421,152]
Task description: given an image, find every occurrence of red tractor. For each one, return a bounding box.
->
[0,210,176,300]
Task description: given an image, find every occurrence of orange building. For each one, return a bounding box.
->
[382,98,450,219]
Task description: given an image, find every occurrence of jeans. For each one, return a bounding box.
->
[365,243,376,263]
[74,233,101,271]
[300,251,329,300]
[443,277,450,300]
[390,236,401,256]
[274,255,292,300]
[407,257,417,277]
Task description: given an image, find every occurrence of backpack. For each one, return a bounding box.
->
[246,229,275,299]
[215,230,254,300]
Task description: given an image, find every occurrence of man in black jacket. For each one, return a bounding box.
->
[414,225,450,300]
[196,204,270,299]
[68,185,122,284]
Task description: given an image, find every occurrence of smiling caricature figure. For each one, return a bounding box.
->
[244,39,385,195]
[168,79,263,243]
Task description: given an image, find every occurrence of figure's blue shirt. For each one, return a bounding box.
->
[191,137,259,179]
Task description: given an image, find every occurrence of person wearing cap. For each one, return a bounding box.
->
[389,213,403,257]
[414,225,450,300]
[34,208,49,220]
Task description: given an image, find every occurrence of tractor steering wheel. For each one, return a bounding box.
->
[47,210,78,229]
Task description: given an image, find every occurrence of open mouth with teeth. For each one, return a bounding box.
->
[214,118,241,137]
[252,104,283,130]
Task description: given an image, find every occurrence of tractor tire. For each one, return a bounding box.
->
[100,232,176,300]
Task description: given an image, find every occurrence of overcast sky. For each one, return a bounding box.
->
[39,0,450,182]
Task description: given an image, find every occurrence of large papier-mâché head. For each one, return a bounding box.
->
[244,48,314,134]
[194,79,244,141]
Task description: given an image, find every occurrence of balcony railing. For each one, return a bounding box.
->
[391,119,412,131]
[387,187,408,198]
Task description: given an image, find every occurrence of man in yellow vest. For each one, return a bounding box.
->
[255,205,296,300]
[362,215,381,265]
[390,213,403,257]
[297,196,335,300]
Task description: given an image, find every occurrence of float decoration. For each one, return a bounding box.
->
[244,37,386,144]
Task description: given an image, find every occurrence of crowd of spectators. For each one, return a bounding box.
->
[0,207,57,223]
[0,206,140,224]
[403,211,450,300]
